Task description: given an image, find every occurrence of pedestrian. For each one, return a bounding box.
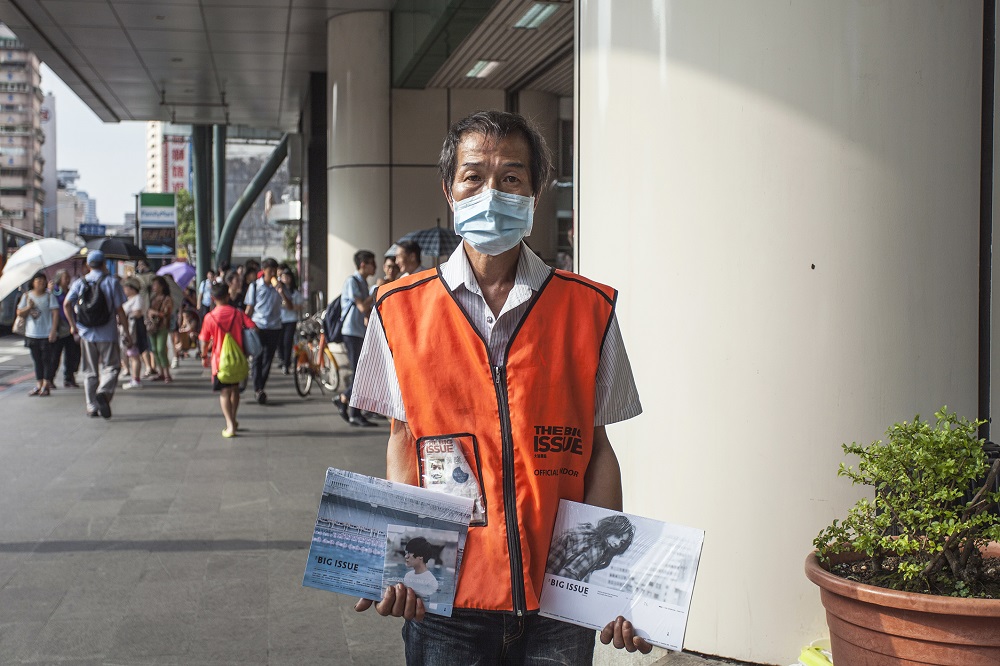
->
[120,277,149,390]
[17,270,59,396]
[63,250,132,419]
[244,257,282,404]
[276,266,302,374]
[378,255,400,287]
[395,240,422,277]
[133,259,157,380]
[146,276,174,384]
[200,282,256,437]
[333,250,376,427]
[198,269,215,317]
[50,269,81,388]
[350,110,648,661]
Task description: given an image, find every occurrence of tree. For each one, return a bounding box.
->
[175,189,195,258]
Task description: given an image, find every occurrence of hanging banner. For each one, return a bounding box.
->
[139,192,177,257]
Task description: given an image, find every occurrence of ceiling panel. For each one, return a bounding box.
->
[113,3,204,31]
[40,0,118,27]
[201,6,289,33]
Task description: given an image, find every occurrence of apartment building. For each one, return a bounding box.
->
[0,22,43,236]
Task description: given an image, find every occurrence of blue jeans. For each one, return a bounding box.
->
[402,610,595,665]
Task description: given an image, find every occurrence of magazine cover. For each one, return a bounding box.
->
[381,525,462,616]
[416,435,487,525]
[538,500,705,651]
[302,467,474,616]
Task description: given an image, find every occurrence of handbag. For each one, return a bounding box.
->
[242,326,262,357]
[12,314,26,336]
[144,296,164,334]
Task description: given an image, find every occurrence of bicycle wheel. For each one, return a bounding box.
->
[318,347,341,393]
[293,345,313,397]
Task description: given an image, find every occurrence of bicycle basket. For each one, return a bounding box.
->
[297,315,322,341]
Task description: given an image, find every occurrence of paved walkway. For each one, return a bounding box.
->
[0,339,745,665]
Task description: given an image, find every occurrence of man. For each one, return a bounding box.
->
[63,250,132,419]
[395,240,422,277]
[378,255,400,287]
[198,269,216,317]
[334,250,377,427]
[350,110,648,663]
[402,537,438,601]
[244,257,282,404]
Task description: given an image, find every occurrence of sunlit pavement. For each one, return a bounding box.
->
[0,336,730,665]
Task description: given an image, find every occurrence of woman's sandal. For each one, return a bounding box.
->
[39,387,50,397]
[28,387,41,396]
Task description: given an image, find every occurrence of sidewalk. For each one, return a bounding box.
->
[0,355,738,665]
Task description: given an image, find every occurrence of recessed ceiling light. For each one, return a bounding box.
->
[513,3,559,29]
[466,60,501,78]
[155,15,165,21]
[170,57,183,63]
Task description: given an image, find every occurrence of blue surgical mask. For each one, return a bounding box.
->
[453,189,534,256]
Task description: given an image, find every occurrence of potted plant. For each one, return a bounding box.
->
[805,407,1000,664]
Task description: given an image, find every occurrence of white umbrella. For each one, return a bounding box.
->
[5,238,82,269]
[0,238,83,301]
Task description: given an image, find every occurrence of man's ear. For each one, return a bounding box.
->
[442,181,454,211]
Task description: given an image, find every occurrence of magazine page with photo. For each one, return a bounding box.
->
[539,500,705,652]
[302,468,474,607]
[381,525,462,617]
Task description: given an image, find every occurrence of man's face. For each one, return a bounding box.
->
[403,550,422,569]
[359,260,376,278]
[136,261,150,274]
[383,258,399,281]
[447,131,534,205]
[395,248,415,273]
[262,266,277,282]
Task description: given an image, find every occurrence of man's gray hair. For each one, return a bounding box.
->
[438,110,552,197]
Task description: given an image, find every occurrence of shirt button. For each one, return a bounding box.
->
[486,316,494,324]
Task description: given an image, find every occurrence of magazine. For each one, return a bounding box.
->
[416,435,487,525]
[302,467,474,617]
[538,500,705,651]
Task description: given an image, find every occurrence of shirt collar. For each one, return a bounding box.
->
[440,242,552,296]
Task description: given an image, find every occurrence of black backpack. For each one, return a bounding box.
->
[76,275,112,327]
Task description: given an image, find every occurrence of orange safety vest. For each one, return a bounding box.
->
[376,268,617,613]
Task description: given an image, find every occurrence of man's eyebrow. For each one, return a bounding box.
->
[503,161,526,169]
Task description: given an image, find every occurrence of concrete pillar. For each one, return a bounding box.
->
[191,125,213,283]
[327,11,391,298]
[577,1,983,663]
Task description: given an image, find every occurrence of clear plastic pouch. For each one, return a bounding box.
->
[416,434,487,526]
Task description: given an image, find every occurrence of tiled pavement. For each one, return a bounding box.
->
[0,347,743,665]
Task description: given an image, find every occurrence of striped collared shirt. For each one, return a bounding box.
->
[350,243,641,426]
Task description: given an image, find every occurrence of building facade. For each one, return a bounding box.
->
[0,22,43,236]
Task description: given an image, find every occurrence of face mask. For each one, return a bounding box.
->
[453,189,534,256]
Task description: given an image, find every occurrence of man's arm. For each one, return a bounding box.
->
[354,418,425,620]
[353,278,374,316]
[585,426,652,654]
[115,306,133,346]
[583,426,623,510]
[63,293,77,334]
[244,283,255,317]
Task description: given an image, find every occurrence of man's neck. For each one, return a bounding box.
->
[412,562,427,574]
[465,242,520,289]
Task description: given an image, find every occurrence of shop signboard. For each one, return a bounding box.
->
[139,192,176,257]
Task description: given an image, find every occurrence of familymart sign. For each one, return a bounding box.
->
[139,192,177,257]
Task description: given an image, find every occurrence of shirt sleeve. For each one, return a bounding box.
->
[111,280,126,309]
[594,313,643,426]
[47,293,58,310]
[198,317,214,342]
[349,307,407,421]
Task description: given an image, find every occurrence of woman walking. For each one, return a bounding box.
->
[147,276,174,383]
[16,271,59,396]
[121,278,149,390]
[276,267,302,374]
[50,269,81,387]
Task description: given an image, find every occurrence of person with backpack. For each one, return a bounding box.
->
[199,282,256,438]
[333,250,377,427]
[63,250,132,419]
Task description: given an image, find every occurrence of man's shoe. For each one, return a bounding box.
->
[87,410,99,418]
[282,365,290,375]
[255,390,267,405]
[64,378,79,388]
[170,357,179,369]
[94,392,112,419]
[333,398,350,423]
[349,415,378,428]
[122,380,142,390]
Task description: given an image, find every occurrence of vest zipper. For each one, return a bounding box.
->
[493,364,526,616]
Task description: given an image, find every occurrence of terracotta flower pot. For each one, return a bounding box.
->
[804,544,1000,665]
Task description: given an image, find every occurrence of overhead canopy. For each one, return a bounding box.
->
[0,0,574,132]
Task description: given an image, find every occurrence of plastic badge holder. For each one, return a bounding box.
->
[416,434,487,526]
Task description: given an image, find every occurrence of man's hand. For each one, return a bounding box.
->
[599,616,652,654]
[354,583,425,622]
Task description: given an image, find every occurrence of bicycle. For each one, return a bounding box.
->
[292,312,342,397]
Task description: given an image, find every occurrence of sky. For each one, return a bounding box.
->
[40,63,147,227]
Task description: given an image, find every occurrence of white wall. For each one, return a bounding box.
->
[578,1,983,663]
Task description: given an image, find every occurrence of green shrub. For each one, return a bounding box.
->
[814,407,1000,596]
